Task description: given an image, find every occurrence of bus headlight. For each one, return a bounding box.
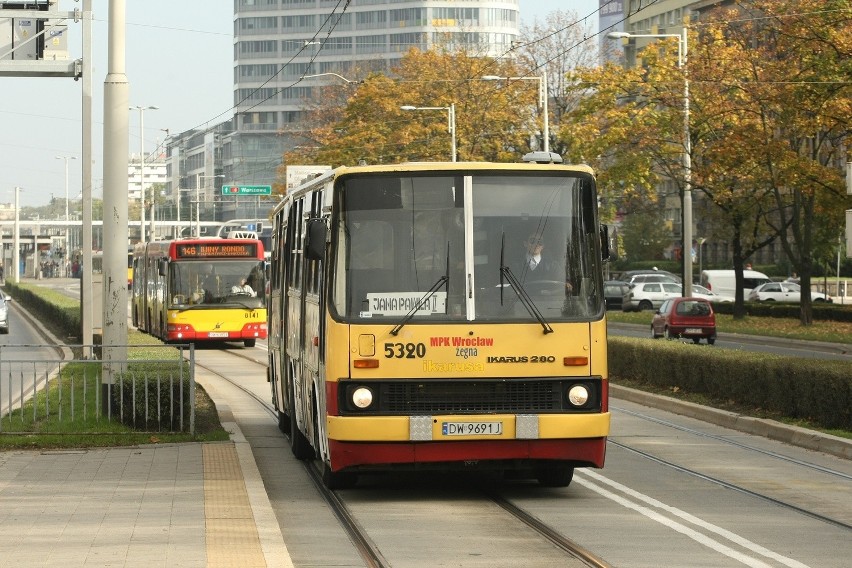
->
[567,385,590,407]
[351,387,374,409]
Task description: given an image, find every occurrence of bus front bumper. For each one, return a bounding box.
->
[326,412,610,470]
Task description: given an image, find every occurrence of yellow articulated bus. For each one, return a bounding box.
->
[268,154,611,488]
[132,237,267,347]
[127,246,134,288]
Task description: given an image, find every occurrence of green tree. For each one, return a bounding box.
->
[620,207,672,262]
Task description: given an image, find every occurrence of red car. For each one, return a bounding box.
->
[651,297,717,345]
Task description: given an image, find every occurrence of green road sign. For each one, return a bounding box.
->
[222,184,272,196]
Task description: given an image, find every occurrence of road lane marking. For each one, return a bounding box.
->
[576,470,810,568]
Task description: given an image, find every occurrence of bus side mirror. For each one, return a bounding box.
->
[305,218,326,261]
[600,225,611,261]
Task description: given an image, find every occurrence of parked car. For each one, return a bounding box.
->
[700,269,771,299]
[651,297,717,344]
[0,293,10,334]
[604,280,632,310]
[622,282,682,311]
[618,269,682,286]
[627,273,682,286]
[692,284,735,303]
[747,281,832,303]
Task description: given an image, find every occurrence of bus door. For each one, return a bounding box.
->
[297,190,326,447]
[285,196,314,438]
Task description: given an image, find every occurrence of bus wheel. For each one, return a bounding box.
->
[289,398,314,460]
[535,463,574,488]
[322,463,358,490]
[244,339,256,348]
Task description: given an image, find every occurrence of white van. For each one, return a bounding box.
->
[700,269,772,299]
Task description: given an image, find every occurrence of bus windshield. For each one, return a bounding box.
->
[332,172,603,323]
[169,260,267,307]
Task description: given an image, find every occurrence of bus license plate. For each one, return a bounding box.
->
[208,332,229,338]
[685,328,703,334]
[442,421,503,436]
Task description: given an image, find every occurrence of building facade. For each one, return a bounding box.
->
[164,0,521,224]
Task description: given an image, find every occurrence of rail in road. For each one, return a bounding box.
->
[195,344,851,568]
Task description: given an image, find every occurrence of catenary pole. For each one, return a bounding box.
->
[102,0,129,387]
[80,0,94,358]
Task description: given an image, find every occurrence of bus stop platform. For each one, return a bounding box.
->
[0,381,292,568]
[0,278,293,567]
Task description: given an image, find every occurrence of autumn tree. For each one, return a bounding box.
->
[558,48,687,228]
[692,0,852,323]
[558,0,851,322]
[279,48,546,178]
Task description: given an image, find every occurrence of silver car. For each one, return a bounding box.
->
[622,282,682,311]
[692,284,735,303]
[0,293,9,334]
[748,282,832,303]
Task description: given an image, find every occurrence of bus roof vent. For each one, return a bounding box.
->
[227,230,259,240]
[522,151,563,164]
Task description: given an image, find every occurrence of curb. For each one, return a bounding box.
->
[221,419,294,568]
[610,384,852,460]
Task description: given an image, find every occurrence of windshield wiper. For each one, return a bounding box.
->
[390,243,450,336]
[499,233,553,334]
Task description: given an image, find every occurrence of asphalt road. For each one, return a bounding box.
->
[607,320,851,362]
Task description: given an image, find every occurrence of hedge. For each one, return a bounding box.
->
[609,336,851,430]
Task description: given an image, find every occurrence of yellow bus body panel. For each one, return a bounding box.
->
[339,319,608,380]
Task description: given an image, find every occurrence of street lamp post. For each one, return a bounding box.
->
[482,71,550,153]
[400,103,457,162]
[608,28,692,296]
[196,174,224,237]
[55,155,77,272]
[176,188,185,239]
[302,72,359,84]
[12,187,21,283]
[130,105,159,242]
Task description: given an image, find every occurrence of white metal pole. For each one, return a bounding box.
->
[81,0,94,358]
[681,26,693,297]
[195,173,200,238]
[449,103,457,162]
[103,0,130,376]
[55,155,76,272]
[138,106,145,242]
[13,187,20,283]
[541,70,549,153]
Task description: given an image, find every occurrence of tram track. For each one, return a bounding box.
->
[609,406,852,532]
[612,404,852,481]
[198,347,613,567]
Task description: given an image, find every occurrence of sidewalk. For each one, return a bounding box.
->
[0,418,290,567]
[0,279,293,568]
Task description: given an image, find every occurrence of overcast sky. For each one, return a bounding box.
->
[1,0,599,207]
